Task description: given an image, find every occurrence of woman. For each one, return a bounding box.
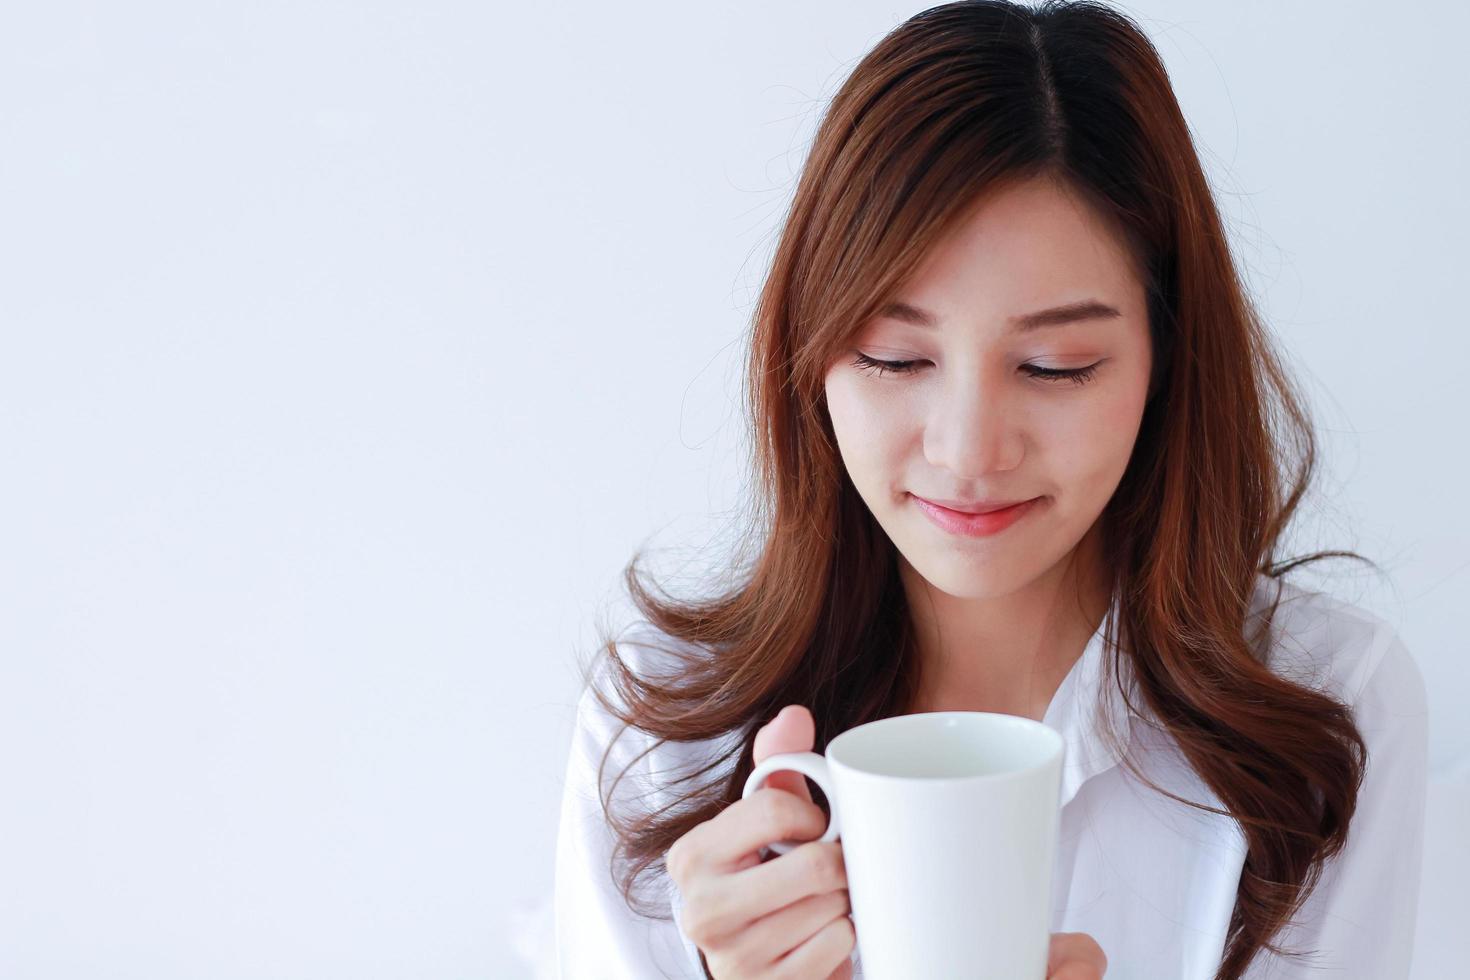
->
[554,1,1429,978]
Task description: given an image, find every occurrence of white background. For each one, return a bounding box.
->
[1,1,1465,977]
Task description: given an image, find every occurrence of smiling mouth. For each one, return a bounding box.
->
[910,494,1042,537]
[910,494,1036,514]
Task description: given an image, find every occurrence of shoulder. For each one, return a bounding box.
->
[1247,573,1427,715]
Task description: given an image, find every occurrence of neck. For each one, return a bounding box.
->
[900,520,1111,721]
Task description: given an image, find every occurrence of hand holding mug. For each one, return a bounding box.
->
[742,705,1082,979]
[666,704,855,979]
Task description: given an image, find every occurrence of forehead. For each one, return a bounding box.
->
[888,177,1145,327]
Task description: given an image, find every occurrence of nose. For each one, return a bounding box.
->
[923,369,1025,476]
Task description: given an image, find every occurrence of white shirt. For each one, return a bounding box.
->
[554,574,1429,979]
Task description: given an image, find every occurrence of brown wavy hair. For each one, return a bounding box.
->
[580,2,1374,977]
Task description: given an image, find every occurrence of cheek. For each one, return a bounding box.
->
[825,376,910,480]
[1038,383,1147,489]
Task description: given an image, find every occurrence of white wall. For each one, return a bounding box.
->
[0,2,1463,977]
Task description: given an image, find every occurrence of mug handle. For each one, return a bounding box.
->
[740,751,841,855]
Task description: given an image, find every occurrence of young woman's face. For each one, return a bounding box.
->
[823,176,1154,600]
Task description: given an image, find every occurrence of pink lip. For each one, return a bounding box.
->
[911,493,1040,538]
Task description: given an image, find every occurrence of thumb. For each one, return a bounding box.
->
[752,705,817,803]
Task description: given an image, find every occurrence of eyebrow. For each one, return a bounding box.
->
[876,298,1123,333]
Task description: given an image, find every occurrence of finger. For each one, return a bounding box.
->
[733,839,847,909]
[672,843,845,946]
[730,888,850,969]
[825,957,854,980]
[1048,963,1105,980]
[1048,932,1107,978]
[688,787,830,871]
[753,705,816,802]
[769,912,855,980]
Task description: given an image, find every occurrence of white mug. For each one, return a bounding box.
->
[741,711,1065,980]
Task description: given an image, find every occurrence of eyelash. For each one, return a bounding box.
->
[850,352,1101,387]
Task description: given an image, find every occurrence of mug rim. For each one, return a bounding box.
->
[825,709,1063,782]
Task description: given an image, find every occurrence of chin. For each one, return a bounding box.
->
[899,550,1041,600]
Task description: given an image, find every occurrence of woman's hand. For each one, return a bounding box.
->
[1048,931,1108,978]
[667,704,854,979]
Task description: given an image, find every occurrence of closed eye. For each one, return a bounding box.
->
[849,352,1101,387]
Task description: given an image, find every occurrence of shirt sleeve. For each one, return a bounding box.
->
[1242,626,1430,980]
[553,652,707,979]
